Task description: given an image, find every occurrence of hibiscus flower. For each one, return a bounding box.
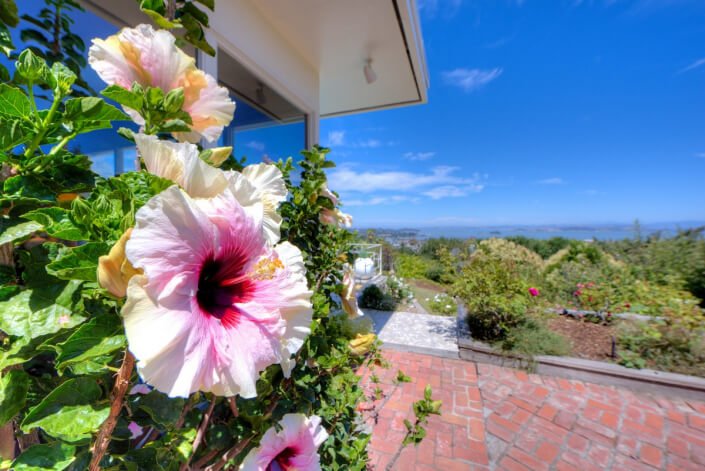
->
[135,135,286,244]
[89,24,234,142]
[240,414,328,471]
[122,182,312,398]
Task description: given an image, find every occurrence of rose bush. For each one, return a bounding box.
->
[0,9,438,470]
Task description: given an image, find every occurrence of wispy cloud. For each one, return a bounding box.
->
[584,189,598,195]
[423,184,484,199]
[485,36,515,48]
[678,58,705,74]
[417,0,463,18]
[537,177,564,185]
[346,195,420,207]
[404,152,436,161]
[358,139,382,148]
[442,68,503,92]
[696,153,705,158]
[326,130,345,147]
[245,141,264,152]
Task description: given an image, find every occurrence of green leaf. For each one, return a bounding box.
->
[132,390,185,429]
[141,7,181,29]
[158,119,191,133]
[181,2,209,26]
[10,442,75,471]
[55,313,125,373]
[0,219,42,245]
[146,86,164,107]
[64,97,128,134]
[21,377,110,442]
[46,242,110,281]
[0,0,20,28]
[424,384,432,401]
[0,369,29,425]
[50,62,77,96]
[0,83,31,119]
[3,175,55,202]
[0,284,85,340]
[23,207,86,240]
[0,118,31,150]
[194,0,215,10]
[101,85,143,111]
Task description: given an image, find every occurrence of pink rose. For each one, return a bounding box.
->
[528,287,539,297]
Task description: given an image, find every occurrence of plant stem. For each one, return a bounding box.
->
[47,131,77,158]
[202,434,255,471]
[24,93,62,158]
[227,397,238,418]
[180,396,216,471]
[89,350,135,471]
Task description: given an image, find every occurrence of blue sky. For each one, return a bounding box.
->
[321,0,705,227]
[6,0,705,228]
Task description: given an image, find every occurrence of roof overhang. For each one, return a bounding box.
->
[79,0,429,118]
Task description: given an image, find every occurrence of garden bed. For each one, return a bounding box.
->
[547,315,615,361]
[456,305,705,400]
[407,278,456,316]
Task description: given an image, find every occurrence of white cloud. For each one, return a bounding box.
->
[346,195,420,207]
[584,189,598,195]
[245,140,265,152]
[358,139,382,148]
[328,165,487,199]
[404,152,436,161]
[326,131,345,147]
[537,177,564,185]
[442,68,503,92]
[423,184,484,199]
[677,58,705,74]
[697,153,705,158]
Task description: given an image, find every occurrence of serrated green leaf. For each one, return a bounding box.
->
[3,175,55,202]
[159,119,191,133]
[0,83,31,118]
[101,85,143,111]
[46,242,110,281]
[0,369,29,425]
[0,219,42,245]
[10,442,75,471]
[23,207,87,240]
[64,97,128,134]
[55,313,125,372]
[22,377,109,442]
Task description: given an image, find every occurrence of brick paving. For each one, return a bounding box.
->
[359,349,705,471]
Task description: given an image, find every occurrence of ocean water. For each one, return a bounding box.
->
[415,226,692,241]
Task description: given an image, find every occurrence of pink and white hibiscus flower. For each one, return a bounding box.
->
[240,414,328,471]
[122,181,312,398]
[319,208,353,228]
[89,24,234,143]
[134,135,287,244]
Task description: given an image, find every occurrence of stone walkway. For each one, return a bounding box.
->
[362,309,458,357]
[358,349,705,471]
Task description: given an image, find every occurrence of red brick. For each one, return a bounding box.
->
[566,434,589,454]
[587,443,611,468]
[645,412,665,431]
[509,397,539,413]
[468,419,485,441]
[435,456,473,471]
[600,412,619,429]
[511,408,533,426]
[487,420,515,443]
[452,446,488,465]
[668,410,686,425]
[587,398,620,415]
[489,413,522,433]
[436,431,452,457]
[666,436,689,458]
[582,405,601,421]
[508,447,549,471]
[556,461,580,471]
[537,404,558,421]
[554,411,577,430]
[516,370,529,382]
[640,444,663,469]
[499,456,531,471]
[535,441,560,463]
[689,415,705,431]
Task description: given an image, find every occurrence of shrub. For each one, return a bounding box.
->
[474,238,543,268]
[505,236,572,259]
[424,265,445,282]
[387,275,413,303]
[501,317,571,357]
[360,284,397,311]
[453,256,538,340]
[394,253,432,279]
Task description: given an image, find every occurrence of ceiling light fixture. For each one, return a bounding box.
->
[364,58,377,84]
[256,82,266,104]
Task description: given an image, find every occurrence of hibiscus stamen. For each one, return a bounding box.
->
[249,257,285,281]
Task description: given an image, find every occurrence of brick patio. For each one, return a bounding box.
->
[358,349,705,471]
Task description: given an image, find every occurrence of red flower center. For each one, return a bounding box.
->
[196,252,255,327]
[267,447,298,471]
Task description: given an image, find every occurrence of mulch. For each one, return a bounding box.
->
[548,315,616,361]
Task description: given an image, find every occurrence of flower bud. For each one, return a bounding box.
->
[97,228,142,297]
[349,333,376,356]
